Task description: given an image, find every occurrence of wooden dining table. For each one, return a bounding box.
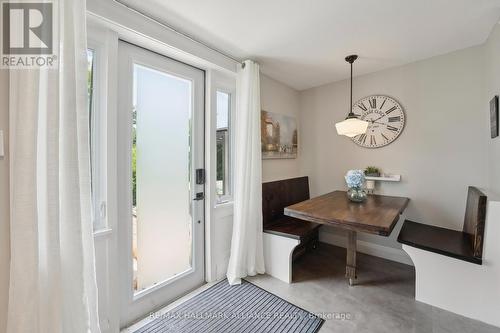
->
[284,190,409,285]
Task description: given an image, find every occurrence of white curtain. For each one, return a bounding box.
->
[7,0,100,332]
[227,60,265,285]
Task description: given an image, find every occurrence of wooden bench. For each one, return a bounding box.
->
[398,186,487,264]
[262,177,321,283]
[395,186,500,325]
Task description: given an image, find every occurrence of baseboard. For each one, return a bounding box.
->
[319,231,414,266]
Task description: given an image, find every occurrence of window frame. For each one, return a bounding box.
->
[214,85,235,205]
[87,38,107,231]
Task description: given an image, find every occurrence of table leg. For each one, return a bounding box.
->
[345,230,357,286]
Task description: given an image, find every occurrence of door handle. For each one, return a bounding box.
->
[193,192,204,201]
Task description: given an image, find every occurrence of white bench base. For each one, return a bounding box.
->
[263,232,300,284]
[402,198,500,328]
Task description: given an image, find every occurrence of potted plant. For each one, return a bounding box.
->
[364,166,381,177]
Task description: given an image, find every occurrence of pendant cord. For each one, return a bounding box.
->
[343,54,358,119]
[350,61,353,116]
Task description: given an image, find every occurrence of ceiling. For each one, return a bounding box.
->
[117,0,500,90]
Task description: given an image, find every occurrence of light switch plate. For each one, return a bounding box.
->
[0,130,4,158]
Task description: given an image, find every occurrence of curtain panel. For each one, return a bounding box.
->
[7,0,100,332]
[227,60,265,285]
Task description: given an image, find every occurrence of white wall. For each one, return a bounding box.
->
[0,69,9,333]
[485,23,500,195]
[299,45,489,250]
[261,75,302,182]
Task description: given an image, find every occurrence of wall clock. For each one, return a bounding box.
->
[351,95,405,148]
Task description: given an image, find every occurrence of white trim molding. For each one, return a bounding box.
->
[86,0,238,75]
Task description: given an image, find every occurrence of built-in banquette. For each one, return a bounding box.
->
[262,177,321,283]
[398,186,487,264]
[398,186,500,327]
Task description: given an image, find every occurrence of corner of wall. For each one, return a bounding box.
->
[484,21,500,195]
[0,68,10,333]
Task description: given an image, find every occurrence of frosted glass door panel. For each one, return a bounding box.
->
[118,41,204,327]
[133,64,192,293]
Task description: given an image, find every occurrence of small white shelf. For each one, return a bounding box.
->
[365,174,401,182]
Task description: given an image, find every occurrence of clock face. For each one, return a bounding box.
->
[351,95,405,148]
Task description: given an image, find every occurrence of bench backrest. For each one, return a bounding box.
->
[262,176,310,227]
[463,186,487,258]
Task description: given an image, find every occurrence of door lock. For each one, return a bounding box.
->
[193,192,204,201]
[196,169,205,185]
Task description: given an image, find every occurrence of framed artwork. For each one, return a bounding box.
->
[261,110,298,159]
[490,95,499,139]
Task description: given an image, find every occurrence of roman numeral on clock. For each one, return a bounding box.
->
[358,133,367,144]
[369,98,376,109]
[350,96,405,148]
[385,106,398,114]
[379,98,387,110]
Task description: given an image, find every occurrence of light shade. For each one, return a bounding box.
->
[335,117,369,137]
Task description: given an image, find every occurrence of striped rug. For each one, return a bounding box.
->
[135,279,324,333]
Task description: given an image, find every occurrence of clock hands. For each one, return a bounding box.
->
[363,116,386,126]
[371,114,386,123]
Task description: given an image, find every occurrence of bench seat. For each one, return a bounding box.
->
[264,216,321,241]
[398,186,486,265]
[396,186,500,326]
[398,220,481,264]
[262,176,320,283]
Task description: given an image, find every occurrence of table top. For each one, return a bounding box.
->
[284,191,410,236]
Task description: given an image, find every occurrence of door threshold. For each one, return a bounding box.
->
[121,281,218,332]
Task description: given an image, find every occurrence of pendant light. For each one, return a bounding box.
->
[335,55,369,137]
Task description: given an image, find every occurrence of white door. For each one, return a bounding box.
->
[117,41,205,327]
